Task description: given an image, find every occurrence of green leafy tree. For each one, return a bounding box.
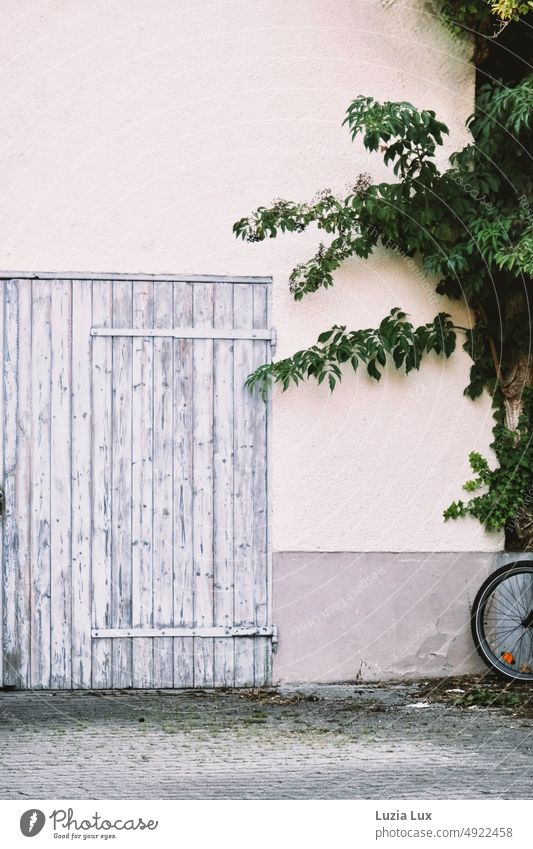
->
[233,8,533,550]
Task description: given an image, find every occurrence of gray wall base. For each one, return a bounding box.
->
[272,551,502,683]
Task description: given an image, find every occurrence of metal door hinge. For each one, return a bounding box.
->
[0,487,5,517]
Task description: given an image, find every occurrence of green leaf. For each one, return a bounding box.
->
[376,348,387,367]
[367,360,381,381]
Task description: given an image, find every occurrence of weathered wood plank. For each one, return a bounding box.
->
[91,281,113,688]
[71,280,93,689]
[192,282,215,687]
[30,280,52,689]
[252,284,270,686]
[16,283,32,690]
[0,282,3,685]
[265,285,274,687]
[213,283,235,687]
[2,281,16,688]
[132,281,154,687]
[233,284,256,686]
[50,279,72,688]
[173,282,195,687]
[111,280,134,688]
[173,281,194,687]
[152,282,174,687]
[3,280,31,687]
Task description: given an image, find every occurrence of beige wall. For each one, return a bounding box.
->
[0,0,501,552]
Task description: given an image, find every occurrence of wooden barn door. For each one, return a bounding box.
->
[0,274,274,689]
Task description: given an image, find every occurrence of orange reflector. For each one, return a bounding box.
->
[501,651,515,665]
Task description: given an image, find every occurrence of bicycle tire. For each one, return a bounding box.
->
[471,562,533,683]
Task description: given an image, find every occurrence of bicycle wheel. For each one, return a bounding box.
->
[471,563,533,682]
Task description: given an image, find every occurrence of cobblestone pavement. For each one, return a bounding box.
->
[0,684,531,799]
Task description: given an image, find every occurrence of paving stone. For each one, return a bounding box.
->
[0,686,531,799]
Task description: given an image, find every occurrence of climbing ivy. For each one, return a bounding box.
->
[445,391,533,543]
[234,5,533,547]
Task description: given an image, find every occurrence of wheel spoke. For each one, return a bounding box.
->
[496,580,527,619]
[509,574,531,619]
[474,567,533,680]
[486,624,522,644]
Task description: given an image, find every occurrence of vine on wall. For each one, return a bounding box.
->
[234,2,533,549]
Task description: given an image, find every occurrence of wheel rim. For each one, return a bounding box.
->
[475,568,533,681]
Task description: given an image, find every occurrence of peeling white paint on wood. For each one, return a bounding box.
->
[152,281,174,688]
[0,283,3,685]
[214,283,235,687]
[172,281,195,687]
[111,279,134,688]
[233,284,256,687]
[252,284,270,687]
[132,280,154,687]
[50,279,72,689]
[71,280,92,688]
[192,282,215,687]
[91,280,113,688]
[2,282,15,687]
[3,281,31,687]
[1,276,272,689]
[30,281,52,689]
[92,626,276,638]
